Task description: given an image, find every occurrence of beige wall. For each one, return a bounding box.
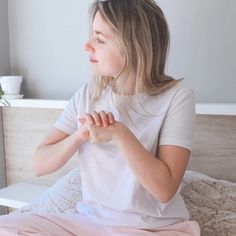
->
[0,108,7,214]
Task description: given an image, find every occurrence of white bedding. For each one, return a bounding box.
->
[15,169,236,236]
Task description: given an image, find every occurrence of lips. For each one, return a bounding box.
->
[89,57,99,63]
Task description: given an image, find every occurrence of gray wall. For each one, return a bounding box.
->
[0,0,10,76]
[7,0,236,102]
[158,0,236,103]
[0,0,9,215]
[8,0,92,99]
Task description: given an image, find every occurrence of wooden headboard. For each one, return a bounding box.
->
[2,106,76,187]
[190,114,236,182]
[1,102,236,188]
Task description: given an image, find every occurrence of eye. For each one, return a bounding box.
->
[96,38,105,44]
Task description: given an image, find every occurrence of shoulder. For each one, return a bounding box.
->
[169,83,195,107]
[63,84,90,115]
[144,83,195,114]
[71,83,89,100]
[158,83,195,111]
[158,83,196,150]
[136,83,195,117]
[162,82,194,101]
[159,83,196,127]
[68,83,90,108]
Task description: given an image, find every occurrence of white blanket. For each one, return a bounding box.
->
[15,169,236,236]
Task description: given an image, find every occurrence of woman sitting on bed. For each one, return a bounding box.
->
[0,0,200,235]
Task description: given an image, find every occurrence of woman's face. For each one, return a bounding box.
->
[85,12,125,78]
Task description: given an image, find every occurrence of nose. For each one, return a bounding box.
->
[84,39,95,53]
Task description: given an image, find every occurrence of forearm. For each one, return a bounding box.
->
[113,123,176,203]
[33,130,85,176]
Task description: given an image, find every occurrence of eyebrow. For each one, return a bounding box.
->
[94,30,108,38]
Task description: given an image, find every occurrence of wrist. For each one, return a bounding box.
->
[74,129,89,146]
[111,121,129,142]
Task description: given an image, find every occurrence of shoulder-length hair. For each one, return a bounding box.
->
[88,0,180,110]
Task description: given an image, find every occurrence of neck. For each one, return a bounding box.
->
[114,73,137,95]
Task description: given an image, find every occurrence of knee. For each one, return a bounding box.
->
[0,214,10,226]
[0,213,22,227]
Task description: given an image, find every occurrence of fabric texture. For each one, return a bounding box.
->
[0,213,200,236]
[15,168,82,214]
[181,171,236,236]
[53,83,195,228]
[15,169,236,236]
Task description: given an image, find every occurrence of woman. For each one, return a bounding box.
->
[0,0,200,235]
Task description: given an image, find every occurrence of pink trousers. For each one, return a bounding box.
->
[0,213,200,236]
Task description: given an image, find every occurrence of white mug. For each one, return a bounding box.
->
[0,76,23,95]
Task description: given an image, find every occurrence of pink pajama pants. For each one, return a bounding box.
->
[0,213,200,236]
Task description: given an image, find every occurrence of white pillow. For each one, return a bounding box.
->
[15,168,82,214]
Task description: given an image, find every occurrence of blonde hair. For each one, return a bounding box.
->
[88,0,180,112]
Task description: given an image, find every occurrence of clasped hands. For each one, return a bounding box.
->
[79,111,120,144]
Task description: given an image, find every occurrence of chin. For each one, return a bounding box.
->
[92,71,112,78]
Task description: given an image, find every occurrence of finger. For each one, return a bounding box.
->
[91,111,102,126]
[78,117,86,124]
[84,113,95,124]
[107,112,115,124]
[99,111,109,127]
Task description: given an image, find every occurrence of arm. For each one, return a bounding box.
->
[112,122,190,203]
[82,113,190,204]
[81,88,195,203]
[33,88,90,177]
[33,126,89,177]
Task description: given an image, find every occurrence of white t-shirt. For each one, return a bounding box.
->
[54,83,195,229]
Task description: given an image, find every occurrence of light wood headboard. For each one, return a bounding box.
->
[1,104,236,188]
[2,107,76,187]
[189,114,236,182]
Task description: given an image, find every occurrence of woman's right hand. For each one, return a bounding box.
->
[78,111,115,143]
[77,118,90,142]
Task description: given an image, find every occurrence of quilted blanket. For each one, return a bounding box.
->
[181,171,236,236]
[16,169,236,236]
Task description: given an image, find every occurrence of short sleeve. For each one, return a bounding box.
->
[54,90,81,135]
[159,88,196,151]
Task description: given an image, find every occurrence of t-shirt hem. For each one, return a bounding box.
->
[159,139,192,151]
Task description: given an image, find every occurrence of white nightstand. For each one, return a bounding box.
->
[0,183,48,209]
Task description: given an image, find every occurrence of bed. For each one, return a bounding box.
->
[1,102,236,236]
